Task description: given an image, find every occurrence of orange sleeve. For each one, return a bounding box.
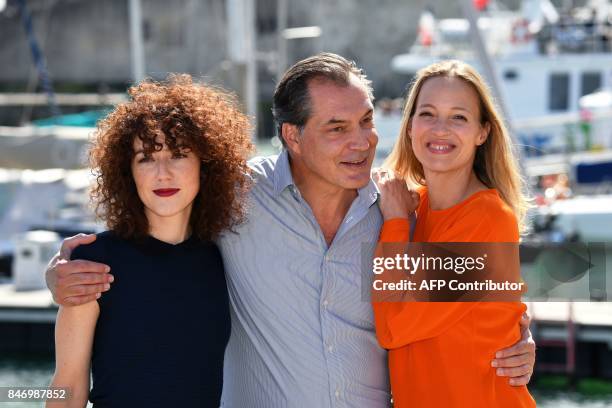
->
[379,218,410,242]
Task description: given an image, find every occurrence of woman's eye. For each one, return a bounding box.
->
[418,111,433,117]
[453,115,467,121]
[331,126,344,133]
[172,153,188,159]
[137,156,153,163]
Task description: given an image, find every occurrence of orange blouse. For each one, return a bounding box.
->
[373,188,535,408]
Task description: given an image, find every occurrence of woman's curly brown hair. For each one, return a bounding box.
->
[89,74,253,241]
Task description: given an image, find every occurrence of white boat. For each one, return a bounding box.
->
[0,125,91,170]
[374,0,612,160]
[0,168,101,276]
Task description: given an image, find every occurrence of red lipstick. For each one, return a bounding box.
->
[153,188,180,197]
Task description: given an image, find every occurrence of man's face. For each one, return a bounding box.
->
[286,75,378,192]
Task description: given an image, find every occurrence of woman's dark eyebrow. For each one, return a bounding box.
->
[418,103,470,112]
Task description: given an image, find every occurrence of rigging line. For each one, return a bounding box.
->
[15,0,61,119]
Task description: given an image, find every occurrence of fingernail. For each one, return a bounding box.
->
[495,352,502,358]
[497,368,503,375]
[105,266,111,273]
[96,293,101,299]
[104,283,110,290]
[509,379,516,386]
[491,360,498,367]
[108,275,114,283]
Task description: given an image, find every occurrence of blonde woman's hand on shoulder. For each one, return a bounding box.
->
[373,168,419,221]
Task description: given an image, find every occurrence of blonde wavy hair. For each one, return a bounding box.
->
[384,60,529,232]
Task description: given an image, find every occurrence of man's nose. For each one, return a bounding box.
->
[349,129,376,151]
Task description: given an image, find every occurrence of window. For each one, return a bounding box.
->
[503,69,518,81]
[581,72,602,96]
[257,0,277,33]
[549,73,570,111]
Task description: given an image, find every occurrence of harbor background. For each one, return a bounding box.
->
[1,0,612,406]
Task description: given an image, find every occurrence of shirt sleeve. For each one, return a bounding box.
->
[379,218,411,242]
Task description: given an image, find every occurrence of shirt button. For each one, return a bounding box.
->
[335,389,340,398]
[327,345,333,353]
[323,299,329,307]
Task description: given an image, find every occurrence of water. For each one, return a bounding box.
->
[0,355,54,408]
[1,355,611,407]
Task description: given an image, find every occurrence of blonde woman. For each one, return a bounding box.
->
[372,60,535,407]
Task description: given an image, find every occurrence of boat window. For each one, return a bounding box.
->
[503,70,518,81]
[581,72,601,96]
[549,73,570,111]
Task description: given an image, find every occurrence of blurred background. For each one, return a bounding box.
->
[0,0,612,406]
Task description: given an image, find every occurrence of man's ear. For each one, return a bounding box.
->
[282,123,302,155]
[478,122,491,146]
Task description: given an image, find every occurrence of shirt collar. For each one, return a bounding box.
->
[273,149,295,196]
[359,177,380,208]
[273,149,379,207]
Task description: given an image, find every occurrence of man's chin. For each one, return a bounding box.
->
[341,174,371,190]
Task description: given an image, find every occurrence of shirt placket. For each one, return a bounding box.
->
[320,244,337,406]
[291,185,376,407]
[290,187,338,406]
[323,199,372,407]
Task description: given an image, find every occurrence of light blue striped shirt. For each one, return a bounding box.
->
[218,150,390,407]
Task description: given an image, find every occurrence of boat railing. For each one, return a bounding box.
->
[537,21,612,54]
[408,19,612,58]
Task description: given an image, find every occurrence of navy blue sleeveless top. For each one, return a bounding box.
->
[71,231,230,407]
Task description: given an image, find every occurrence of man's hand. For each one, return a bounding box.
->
[372,168,419,221]
[46,234,113,306]
[491,312,536,386]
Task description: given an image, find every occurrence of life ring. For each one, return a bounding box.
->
[511,19,532,44]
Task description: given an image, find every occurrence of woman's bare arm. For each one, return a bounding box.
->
[46,302,99,408]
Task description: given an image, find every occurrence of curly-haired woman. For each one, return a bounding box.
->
[47,74,252,408]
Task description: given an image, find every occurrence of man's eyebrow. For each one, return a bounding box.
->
[322,109,374,125]
[323,118,348,126]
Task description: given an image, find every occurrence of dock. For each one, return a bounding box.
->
[1,281,611,379]
[0,281,57,354]
[528,301,612,380]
